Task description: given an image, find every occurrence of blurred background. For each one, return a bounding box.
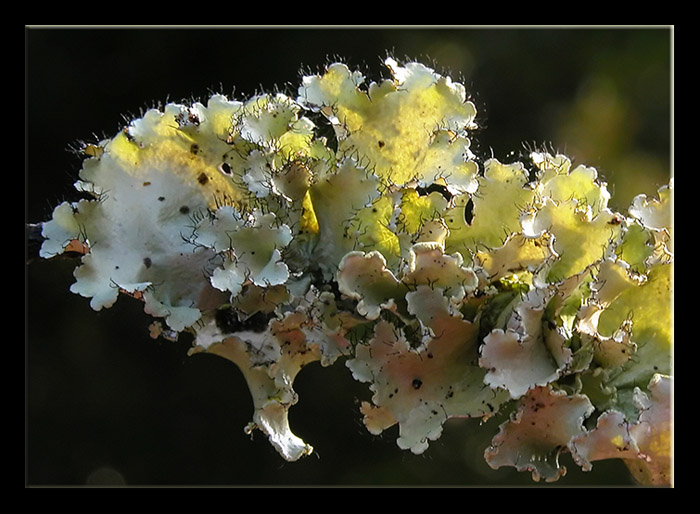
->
[26,26,672,486]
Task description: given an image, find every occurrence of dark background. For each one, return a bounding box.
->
[26,26,672,486]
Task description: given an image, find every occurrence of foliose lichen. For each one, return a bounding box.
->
[37,57,673,485]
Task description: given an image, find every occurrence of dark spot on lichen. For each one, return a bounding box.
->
[158,196,165,201]
[143,257,152,268]
[412,378,423,390]
[143,181,151,187]
[608,214,623,225]
[197,172,209,185]
[378,140,385,148]
[464,197,474,225]
[190,143,199,155]
[219,162,232,175]
[180,206,190,214]
[416,183,452,201]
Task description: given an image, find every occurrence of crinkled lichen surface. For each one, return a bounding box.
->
[39,57,673,485]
